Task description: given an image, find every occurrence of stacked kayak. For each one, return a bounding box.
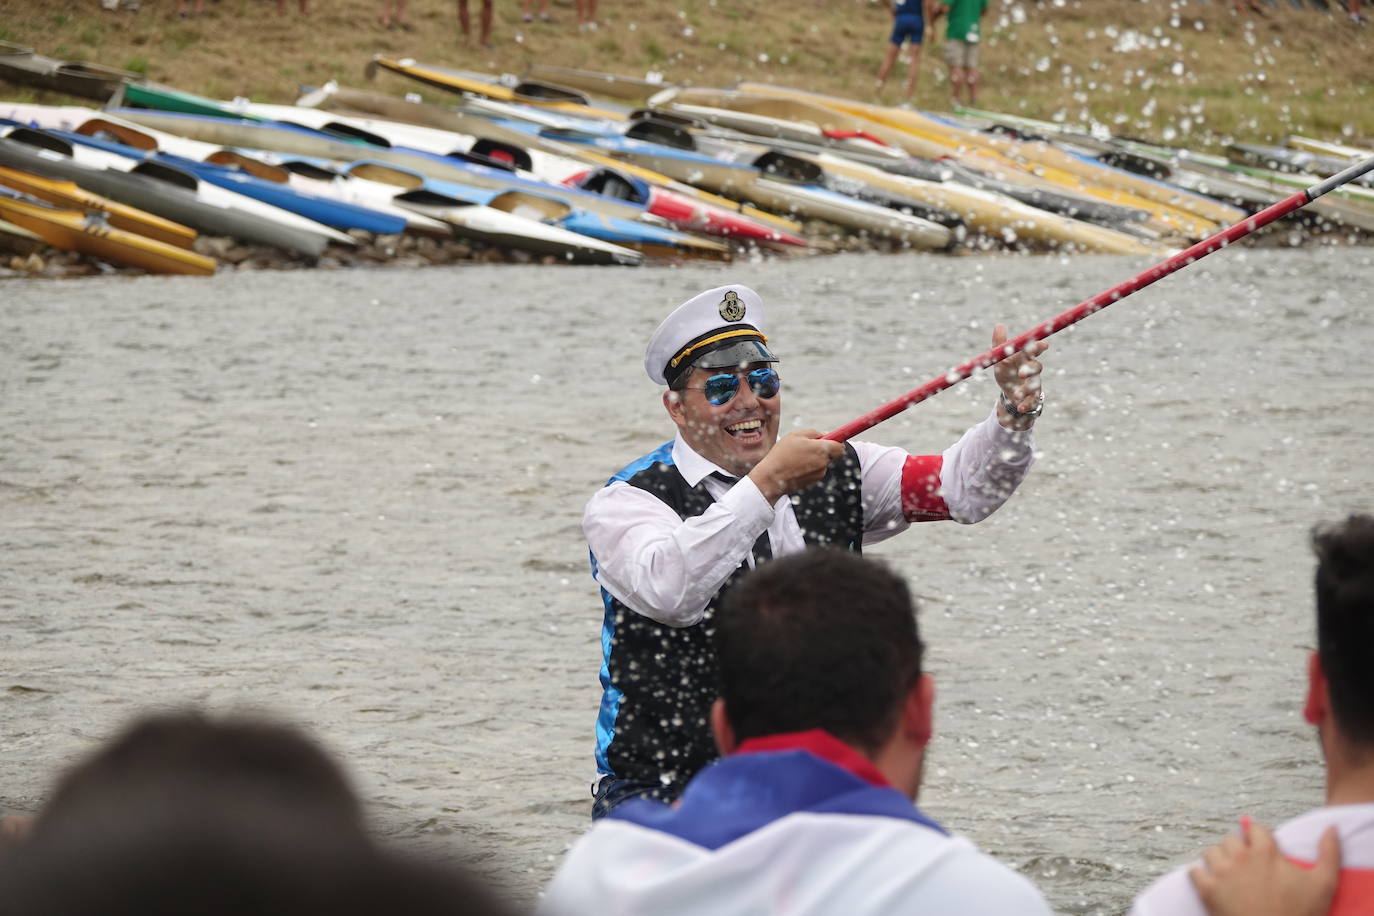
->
[0,122,355,257]
[0,185,215,275]
[106,105,730,259]
[0,163,197,248]
[297,82,809,245]
[3,44,1363,273]
[0,42,142,103]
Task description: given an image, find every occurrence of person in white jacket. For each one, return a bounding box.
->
[546,548,1053,915]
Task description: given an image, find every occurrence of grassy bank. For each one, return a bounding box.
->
[1,0,1370,152]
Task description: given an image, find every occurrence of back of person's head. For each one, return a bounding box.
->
[1313,514,1374,749]
[1,804,519,916]
[28,710,364,839]
[715,549,924,753]
[0,709,521,916]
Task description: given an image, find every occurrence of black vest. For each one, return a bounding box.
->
[597,443,864,800]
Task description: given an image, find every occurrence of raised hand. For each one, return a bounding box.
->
[747,430,844,503]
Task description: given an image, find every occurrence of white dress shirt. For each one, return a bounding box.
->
[584,408,1034,628]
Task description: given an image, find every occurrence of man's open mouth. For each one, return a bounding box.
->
[725,419,763,439]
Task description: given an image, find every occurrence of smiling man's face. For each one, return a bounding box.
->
[665,362,781,477]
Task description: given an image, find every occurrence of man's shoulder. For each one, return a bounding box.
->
[606,441,677,486]
[1129,861,1206,916]
[543,814,1052,915]
[894,835,1052,913]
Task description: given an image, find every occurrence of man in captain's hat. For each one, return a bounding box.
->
[582,283,1047,819]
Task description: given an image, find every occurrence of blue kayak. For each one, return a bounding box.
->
[59,128,409,234]
[340,159,726,255]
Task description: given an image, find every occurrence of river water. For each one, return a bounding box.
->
[2,247,1371,913]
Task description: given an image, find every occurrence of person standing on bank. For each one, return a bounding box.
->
[582,283,1047,818]
[929,0,988,105]
[875,0,930,102]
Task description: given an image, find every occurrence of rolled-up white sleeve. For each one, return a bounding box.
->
[584,477,775,628]
[939,407,1036,523]
[855,407,1036,539]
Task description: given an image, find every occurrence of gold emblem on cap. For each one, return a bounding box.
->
[718,290,746,322]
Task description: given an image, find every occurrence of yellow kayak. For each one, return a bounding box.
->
[734,83,1242,237]
[0,193,216,276]
[1285,135,1372,160]
[808,153,1165,255]
[666,86,951,160]
[524,65,673,105]
[0,165,198,249]
[366,57,628,121]
[662,86,1195,238]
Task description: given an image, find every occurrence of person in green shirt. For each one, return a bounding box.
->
[929,0,988,104]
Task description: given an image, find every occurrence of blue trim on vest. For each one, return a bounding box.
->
[592,441,677,773]
[609,750,948,850]
[607,441,676,486]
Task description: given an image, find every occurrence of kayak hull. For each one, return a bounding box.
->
[0,193,215,275]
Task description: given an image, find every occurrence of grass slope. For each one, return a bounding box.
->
[0,0,1370,152]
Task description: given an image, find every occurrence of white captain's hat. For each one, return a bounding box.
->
[644,284,778,387]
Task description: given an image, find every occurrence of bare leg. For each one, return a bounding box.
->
[966,66,978,105]
[950,65,966,104]
[480,0,492,44]
[876,43,900,87]
[457,0,470,35]
[586,0,598,25]
[904,44,922,97]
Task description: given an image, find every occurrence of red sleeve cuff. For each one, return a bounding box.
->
[901,454,950,522]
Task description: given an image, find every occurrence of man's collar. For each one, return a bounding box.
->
[671,433,735,487]
[735,729,892,788]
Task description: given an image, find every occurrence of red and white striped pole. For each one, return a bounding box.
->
[824,152,1374,443]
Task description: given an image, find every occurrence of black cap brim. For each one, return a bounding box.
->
[691,339,778,371]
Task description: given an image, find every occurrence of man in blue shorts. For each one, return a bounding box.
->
[876,0,929,101]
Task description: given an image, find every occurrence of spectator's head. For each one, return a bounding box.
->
[1306,514,1374,763]
[29,710,365,840]
[713,549,933,797]
[0,710,519,916]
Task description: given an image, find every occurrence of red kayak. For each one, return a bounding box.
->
[564,168,809,247]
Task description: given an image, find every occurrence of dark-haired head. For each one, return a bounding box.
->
[714,549,924,754]
[1312,514,1374,750]
[0,710,520,916]
[28,710,365,842]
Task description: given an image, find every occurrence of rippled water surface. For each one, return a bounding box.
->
[3,248,1372,913]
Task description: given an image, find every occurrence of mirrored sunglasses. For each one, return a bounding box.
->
[688,367,782,406]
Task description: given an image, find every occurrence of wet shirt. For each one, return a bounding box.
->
[583,410,1035,793]
[585,408,1034,629]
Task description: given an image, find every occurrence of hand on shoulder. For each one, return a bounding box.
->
[1188,821,1341,916]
